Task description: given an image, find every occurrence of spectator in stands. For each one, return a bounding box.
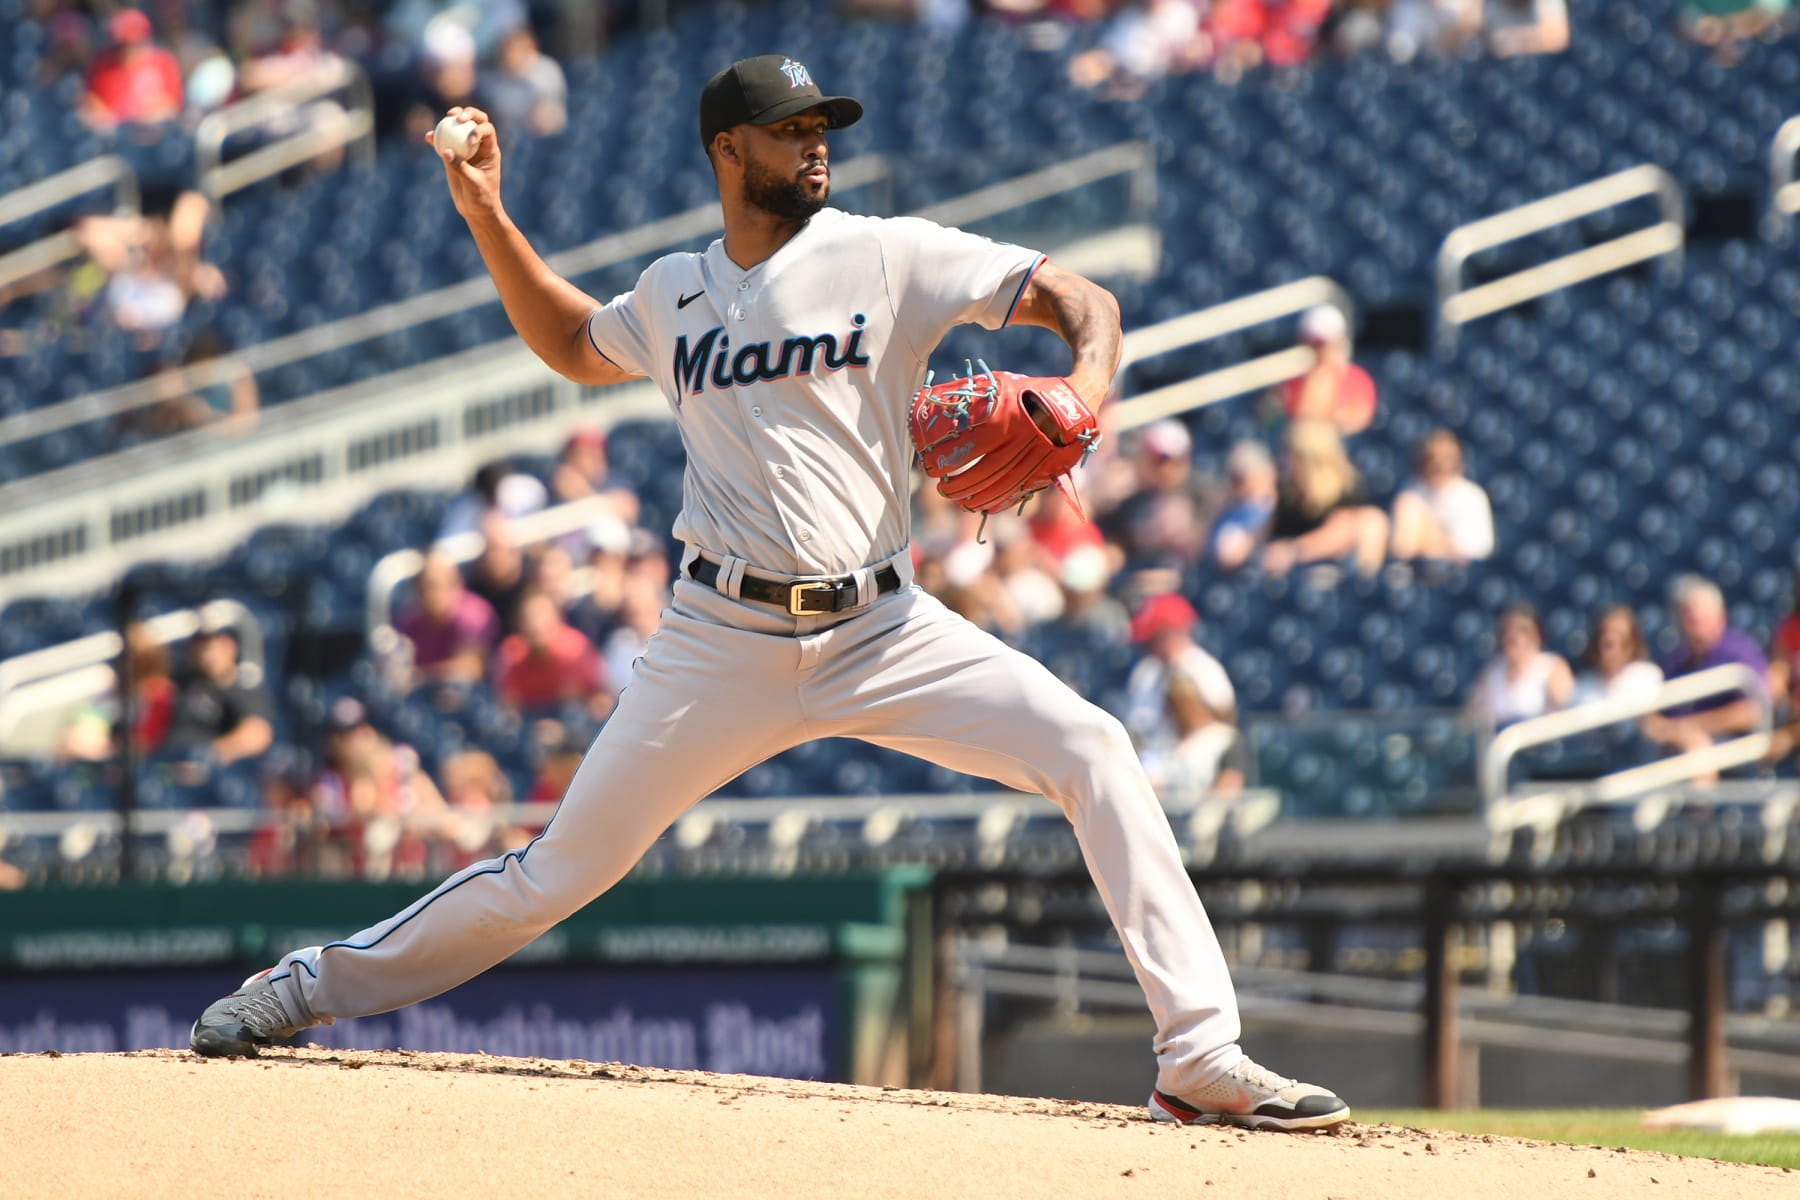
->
[1466,603,1574,727]
[1482,0,1571,55]
[161,621,275,766]
[404,18,480,141]
[1389,429,1495,563]
[54,619,177,762]
[549,425,639,523]
[40,11,96,89]
[80,9,184,130]
[1278,306,1376,437]
[437,748,531,867]
[144,329,260,436]
[933,537,1028,637]
[1386,0,1483,59]
[1679,0,1790,62]
[464,510,529,632]
[1641,575,1769,768]
[598,533,671,693]
[0,857,23,890]
[309,697,442,822]
[1049,544,1131,644]
[1261,420,1389,577]
[1207,440,1279,573]
[396,552,500,686]
[1554,604,1664,775]
[1572,605,1664,708]
[1209,0,1333,74]
[1144,674,1249,804]
[310,697,445,881]
[71,192,226,344]
[1768,570,1800,769]
[495,588,608,719]
[527,541,578,614]
[482,24,568,136]
[156,3,234,112]
[1124,593,1237,749]
[992,516,1065,627]
[250,747,338,879]
[527,726,589,805]
[1107,418,1209,569]
[1322,0,1392,53]
[567,515,631,647]
[437,461,546,542]
[235,0,353,173]
[1027,484,1108,568]
[1068,0,1210,98]
[237,1,342,94]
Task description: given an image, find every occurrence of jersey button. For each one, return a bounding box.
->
[798,528,812,541]
[738,281,750,291]
[735,309,747,321]
[773,465,786,479]
[751,406,762,417]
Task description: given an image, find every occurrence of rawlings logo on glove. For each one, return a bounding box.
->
[908,360,1102,521]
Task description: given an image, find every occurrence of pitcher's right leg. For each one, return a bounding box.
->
[193,592,808,1055]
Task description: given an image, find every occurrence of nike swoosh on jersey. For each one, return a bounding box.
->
[677,291,705,309]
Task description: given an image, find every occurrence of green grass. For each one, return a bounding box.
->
[1359,1108,1800,1170]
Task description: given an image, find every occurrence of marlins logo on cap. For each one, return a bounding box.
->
[697,53,863,148]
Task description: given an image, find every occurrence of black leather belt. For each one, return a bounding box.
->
[688,554,902,615]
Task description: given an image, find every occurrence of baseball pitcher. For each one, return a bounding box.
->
[191,54,1348,1132]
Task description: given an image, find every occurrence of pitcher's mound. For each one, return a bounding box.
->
[1,1049,1792,1199]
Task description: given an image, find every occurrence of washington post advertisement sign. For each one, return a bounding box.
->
[0,966,840,1080]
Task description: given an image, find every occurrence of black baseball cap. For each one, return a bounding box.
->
[698,54,862,150]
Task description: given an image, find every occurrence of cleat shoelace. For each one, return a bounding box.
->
[220,987,294,1038]
[1230,1060,1299,1093]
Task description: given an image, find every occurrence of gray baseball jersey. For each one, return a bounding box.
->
[586,208,1045,576]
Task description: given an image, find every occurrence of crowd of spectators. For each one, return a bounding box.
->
[1062,0,1573,94]
[1465,573,1797,786]
[26,2,577,144]
[1,2,579,422]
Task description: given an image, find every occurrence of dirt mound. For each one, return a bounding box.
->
[1,1049,1792,1199]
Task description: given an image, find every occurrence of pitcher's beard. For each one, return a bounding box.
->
[745,158,828,222]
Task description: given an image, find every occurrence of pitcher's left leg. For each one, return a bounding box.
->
[810,590,1238,1091]
[810,590,1347,1128]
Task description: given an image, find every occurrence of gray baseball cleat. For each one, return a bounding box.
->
[1148,1057,1351,1132]
[190,968,308,1057]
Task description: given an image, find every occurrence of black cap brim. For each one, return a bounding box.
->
[749,94,862,133]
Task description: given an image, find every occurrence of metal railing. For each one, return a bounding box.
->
[0,144,1155,601]
[363,494,623,642]
[910,141,1155,230]
[0,154,899,452]
[0,156,139,293]
[1482,663,1775,840]
[1107,276,1352,432]
[194,59,376,201]
[1436,164,1685,338]
[0,599,266,754]
[0,332,672,604]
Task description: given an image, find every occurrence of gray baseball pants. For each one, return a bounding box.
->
[266,552,1246,1096]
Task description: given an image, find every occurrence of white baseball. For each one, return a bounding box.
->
[434,115,478,161]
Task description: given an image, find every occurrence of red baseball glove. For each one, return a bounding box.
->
[909,361,1102,517]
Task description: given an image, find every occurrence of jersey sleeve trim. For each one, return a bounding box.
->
[584,310,623,367]
[1001,254,1048,329]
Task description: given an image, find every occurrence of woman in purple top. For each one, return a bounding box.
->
[395,552,502,687]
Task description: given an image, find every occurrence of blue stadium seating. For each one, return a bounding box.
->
[3,0,1799,820]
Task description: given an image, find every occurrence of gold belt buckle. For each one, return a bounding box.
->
[787,580,836,616]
